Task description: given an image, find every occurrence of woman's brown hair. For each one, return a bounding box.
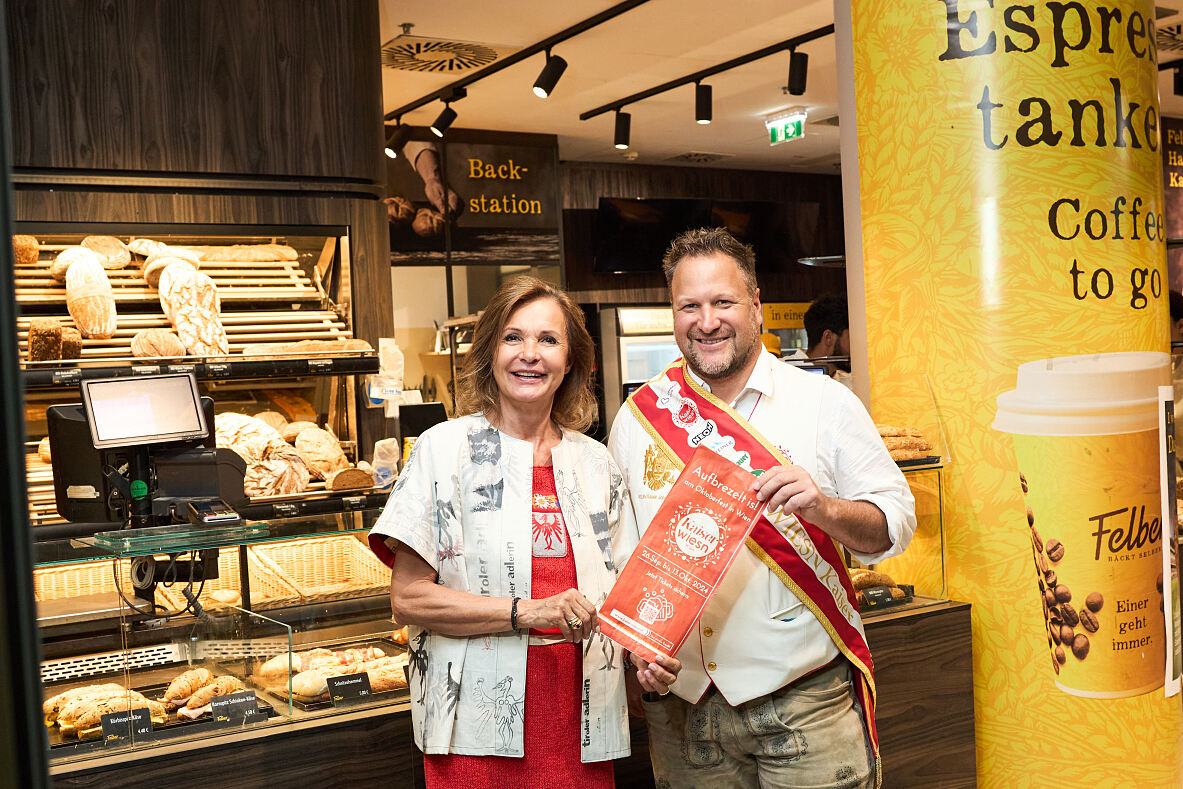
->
[455,276,597,432]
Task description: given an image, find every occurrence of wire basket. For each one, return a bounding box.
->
[33,559,136,602]
[250,535,390,603]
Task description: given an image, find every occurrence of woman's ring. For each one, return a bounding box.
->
[567,615,583,629]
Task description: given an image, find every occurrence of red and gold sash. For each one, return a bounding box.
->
[628,359,880,784]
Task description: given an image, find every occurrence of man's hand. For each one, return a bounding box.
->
[424,180,463,218]
[751,464,892,556]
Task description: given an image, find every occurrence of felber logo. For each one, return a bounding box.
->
[643,444,676,491]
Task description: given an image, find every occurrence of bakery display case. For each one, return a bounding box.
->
[34,510,408,770]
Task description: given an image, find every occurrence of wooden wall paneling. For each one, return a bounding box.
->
[560,162,846,303]
[13,185,396,453]
[7,0,383,182]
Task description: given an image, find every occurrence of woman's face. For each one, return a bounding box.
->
[492,297,571,416]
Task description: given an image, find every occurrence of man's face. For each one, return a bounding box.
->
[835,328,851,356]
[670,253,763,384]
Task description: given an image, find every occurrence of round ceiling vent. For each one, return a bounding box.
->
[382,38,501,72]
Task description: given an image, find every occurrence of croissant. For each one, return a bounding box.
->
[164,667,214,703]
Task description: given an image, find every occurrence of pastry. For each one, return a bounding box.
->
[81,235,131,270]
[295,427,349,480]
[412,208,445,237]
[384,196,415,227]
[185,675,244,710]
[207,589,242,608]
[60,327,83,360]
[50,245,103,283]
[849,568,895,591]
[12,235,38,267]
[27,318,62,361]
[131,328,187,359]
[65,253,118,338]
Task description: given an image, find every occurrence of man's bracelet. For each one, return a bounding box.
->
[510,597,522,633]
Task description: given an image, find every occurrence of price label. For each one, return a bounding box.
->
[210,690,260,724]
[342,496,365,511]
[307,358,333,371]
[862,585,895,606]
[51,369,81,386]
[132,365,161,376]
[167,364,196,374]
[273,503,299,518]
[205,363,231,378]
[327,672,372,706]
[100,707,153,744]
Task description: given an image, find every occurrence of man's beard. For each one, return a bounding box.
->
[682,325,760,382]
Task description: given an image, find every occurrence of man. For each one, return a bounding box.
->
[608,228,916,789]
[785,294,853,388]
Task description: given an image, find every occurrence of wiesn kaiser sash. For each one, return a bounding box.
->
[628,359,880,784]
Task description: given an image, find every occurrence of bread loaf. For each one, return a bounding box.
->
[412,208,445,237]
[281,421,318,443]
[143,255,197,288]
[325,466,375,490]
[51,246,103,283]
[65,255,117,339]
[294,427,349,480]
[384,196,415,227]
[215,412,311,496]
[158,266,229,356]
[81,236,131,270]
[254,411,288,432]
[37,437,51,463]
[183,243,298,262]
[240,339,373,357]
[131,328,187,359]
[128,238,203,262]
[27,318,62,361]
[60,327,82,360]
[13,235,38,267]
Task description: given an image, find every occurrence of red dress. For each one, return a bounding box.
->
[423,466,615,789]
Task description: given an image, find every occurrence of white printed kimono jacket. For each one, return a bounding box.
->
[367,414,634,761]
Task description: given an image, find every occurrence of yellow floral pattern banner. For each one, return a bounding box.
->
[851,0,1182,784]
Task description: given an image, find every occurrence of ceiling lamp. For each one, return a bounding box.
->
[695,83,711,125]
[787,49,808,96]
[383,124,413,159]
[533,50,568,98]
[430,104,457,137]
[614,110,631,149]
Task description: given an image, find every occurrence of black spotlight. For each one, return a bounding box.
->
[695,83,712,125]
[533,52,568,98]
[1175,67,1183,97]
[430,104,457,137]
[384,125,413,159]
[614,110,631,150]
[788,50,808,96]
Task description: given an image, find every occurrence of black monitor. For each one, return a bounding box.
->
[47,397,216,524]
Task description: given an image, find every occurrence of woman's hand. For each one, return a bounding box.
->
[517,588,597,642]
[630,651,681,695]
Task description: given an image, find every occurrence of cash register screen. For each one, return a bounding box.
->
[81,373,208,449]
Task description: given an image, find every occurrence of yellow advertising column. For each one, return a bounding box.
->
[839,0,1182,784]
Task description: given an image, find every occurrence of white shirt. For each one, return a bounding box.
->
[368,414,632,760]
[608,351,916,705]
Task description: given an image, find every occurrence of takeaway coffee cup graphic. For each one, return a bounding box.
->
[993,351,1169,698]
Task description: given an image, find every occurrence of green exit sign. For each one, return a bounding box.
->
[769,116,805,145]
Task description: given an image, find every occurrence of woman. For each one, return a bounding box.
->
[368,276,679,788]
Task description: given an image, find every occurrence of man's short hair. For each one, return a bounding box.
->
[803,294,848,349]
[661,227,758,296]
[1171,290,1183,322]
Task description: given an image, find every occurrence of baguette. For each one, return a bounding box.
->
[240,339,373,357]
[184,243,298,262]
